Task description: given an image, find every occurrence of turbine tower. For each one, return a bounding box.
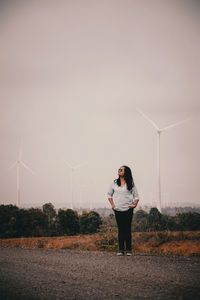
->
[136,108,189,212]
[63,160,88,210]
[7,138,34,207]
[78,184,87,210]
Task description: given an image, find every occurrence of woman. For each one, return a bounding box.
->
[107,165,139,256]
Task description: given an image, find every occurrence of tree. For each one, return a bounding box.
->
[176,212,200,231]
[160,214,176,231]
[42,202,57,236]
[132,210,149,232]
[42,203,56,222]
[0,205,19,238]
[57,209,80,235]
[148,207,162,231]
[27,208,48,237]
[79,211,102,234]
[14,208,31,237]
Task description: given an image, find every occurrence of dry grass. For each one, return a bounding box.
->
[0,234,99,251]
[131,231,200,256]
[0,231,200,256]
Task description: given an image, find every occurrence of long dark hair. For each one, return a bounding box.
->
[114,165,135,191]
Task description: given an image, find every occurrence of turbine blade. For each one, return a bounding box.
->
[74,161,88,170]
[21,161,35,174]
[136,107,159,130]
[63,160,73,169]
[7,161,17,171]
[161,118,190,131]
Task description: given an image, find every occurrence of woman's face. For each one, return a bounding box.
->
[118,166,125,177]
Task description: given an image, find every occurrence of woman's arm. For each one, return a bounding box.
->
[108,197,116,209]
[107,182,115,209]
[129,185,140,208]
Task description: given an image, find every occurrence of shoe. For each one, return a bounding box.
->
[117,251,124,256]
[126,251,132,256]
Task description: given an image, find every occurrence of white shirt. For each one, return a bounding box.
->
[107,180,140,212]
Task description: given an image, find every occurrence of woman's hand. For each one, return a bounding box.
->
[128,204,136,208]
[129,199,139,209]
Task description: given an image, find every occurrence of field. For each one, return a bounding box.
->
[0,230,200,256]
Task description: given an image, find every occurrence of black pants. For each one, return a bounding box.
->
[114,208,134,251]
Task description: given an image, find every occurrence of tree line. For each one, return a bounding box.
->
[0,203,102,238]
[104,207,200,232]
[132,208,200,231]
[1,205,200,239]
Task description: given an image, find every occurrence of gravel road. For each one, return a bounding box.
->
[0,247,199,300]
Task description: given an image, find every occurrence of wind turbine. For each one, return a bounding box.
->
[78,184,87,210]
[63,160,88,210]
[136,107,189,212]
[7,138,35,207]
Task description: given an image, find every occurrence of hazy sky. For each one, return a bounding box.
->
[0,0,199,210]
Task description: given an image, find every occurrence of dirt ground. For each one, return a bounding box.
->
[0,247,200,300]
